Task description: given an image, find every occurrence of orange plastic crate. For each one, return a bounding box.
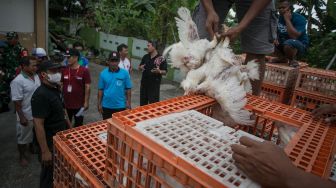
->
[53,120,109,188]
[112,94,216,127]
[264,61,307,88]
[285,119,336,178]
[235,116,279,144]
[105,94,334,188]
[290,90,336,112]
[246,94,311,127]
[295,67,336,99]
[247,95,336,179]
[260,82,286,103]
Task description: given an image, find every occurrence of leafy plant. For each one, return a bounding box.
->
[305,32,336,70]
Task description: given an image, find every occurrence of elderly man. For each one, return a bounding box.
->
[10,56,40,166]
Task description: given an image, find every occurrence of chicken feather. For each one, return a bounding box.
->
[165,7,260,126]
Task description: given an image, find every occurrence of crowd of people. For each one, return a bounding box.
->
[0,0,334,187]
[0,31,167,186]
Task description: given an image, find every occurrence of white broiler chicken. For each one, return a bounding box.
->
[163,8,218,74]
[163,7,260,125]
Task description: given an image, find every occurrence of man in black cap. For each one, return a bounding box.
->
[61,48,91,127]
[139,40,167,106]
[97,51,132,119]
[31,60,70,188]
[0,32,23,112]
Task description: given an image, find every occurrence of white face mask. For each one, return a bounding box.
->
[47,73,61,83]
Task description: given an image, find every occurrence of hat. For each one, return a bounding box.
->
[108,51,120,61]
[6,32,18,39]
[32,47,47,57]
[64,48,80,57]
[39,60,63,72]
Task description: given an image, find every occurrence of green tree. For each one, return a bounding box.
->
[92,0,197,52]
[295,0,336,69]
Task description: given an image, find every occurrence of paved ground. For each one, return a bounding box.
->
[0,62,183,188]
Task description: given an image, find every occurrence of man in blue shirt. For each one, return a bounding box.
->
[97,51,132,120]
[272,0,309,67]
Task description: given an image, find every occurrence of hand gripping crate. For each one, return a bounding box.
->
[53,120,109,188]
[106,110,263,188]
[295,67,336,99]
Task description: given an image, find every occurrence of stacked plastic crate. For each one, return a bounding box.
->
[53,94,336,187]
[261,59,308,104]
[53,94,217,187]
[291,67,336,112]
[104,94,336,187]
[53,120,109,188]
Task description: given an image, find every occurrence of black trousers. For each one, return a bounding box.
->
[66,108,84,127]
[40,164,53,188]
[140,81,160,106]
[38,149,53,188]
[102,107,125,120]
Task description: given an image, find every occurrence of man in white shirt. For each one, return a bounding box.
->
[10,56,41,166]
[117,44,132,73]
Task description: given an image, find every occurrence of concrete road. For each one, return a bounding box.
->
[0,62,183,188]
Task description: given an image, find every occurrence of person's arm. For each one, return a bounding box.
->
[283,9,302,39]
[126,89,131,109]
[14,100,28,126]
[83,68,91,110]
[231,137,336,188]
[97,90,103,114]
[139,55,146,71]
[129,58,132,73]
[152,57,168,75]
[33,117,52,166]
[201,0,219,38]
[312,104,336,125]
[284,18,301,39]
[10,80,27,126]
[159,59,168,75]
[285,168,336,188]
[97,73,104,114]
[84,84,90,110]
[125,72,132,109]
[223,0,272,40]
[64,109,72,128]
